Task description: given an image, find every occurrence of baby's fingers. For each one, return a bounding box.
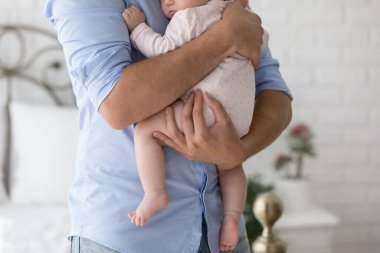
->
[130,5,140,11]
[122,8,132,16]
[122,11,131,21]
[129,5,143,15]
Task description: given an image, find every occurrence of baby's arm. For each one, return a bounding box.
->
[123,6,196,58]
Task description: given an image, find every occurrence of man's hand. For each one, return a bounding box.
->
[238,0,249,8]
[153,91,247,170]
[122,5,146,32]
[221,1,264,66]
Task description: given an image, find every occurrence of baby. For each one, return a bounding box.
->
[123,0,267,251]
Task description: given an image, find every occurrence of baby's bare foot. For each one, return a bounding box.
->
[220,213,240,251]
[128,190,169,226]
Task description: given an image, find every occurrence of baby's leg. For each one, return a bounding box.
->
[129,100,184,226]
[218,165,247,251]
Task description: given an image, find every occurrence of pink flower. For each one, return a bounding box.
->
[290,123,310,139]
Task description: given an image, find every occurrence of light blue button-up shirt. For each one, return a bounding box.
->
[44,0,291,252]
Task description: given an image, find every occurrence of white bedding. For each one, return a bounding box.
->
[0,203,70,253]
[0,26,77,253]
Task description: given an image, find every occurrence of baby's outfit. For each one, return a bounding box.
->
[131,0,266,137]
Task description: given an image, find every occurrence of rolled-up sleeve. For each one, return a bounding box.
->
[44,0,132,110]
[255,45,293,100]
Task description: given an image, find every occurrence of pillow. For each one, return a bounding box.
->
[0,106,8,203]
[9,102,79,204]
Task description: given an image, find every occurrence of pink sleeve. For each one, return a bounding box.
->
[130,8,200,57]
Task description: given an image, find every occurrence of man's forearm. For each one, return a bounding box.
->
[241,90,292,159]
[99,22,233,129]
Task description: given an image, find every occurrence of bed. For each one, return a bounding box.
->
[0,25,77,252]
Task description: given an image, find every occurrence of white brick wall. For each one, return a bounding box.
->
[0,0,54,31]
[245,0,380,252]
[1,0,379,252]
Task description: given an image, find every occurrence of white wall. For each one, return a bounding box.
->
[0,0,51,30]
[246,0,380,253]
[1,0,379,252]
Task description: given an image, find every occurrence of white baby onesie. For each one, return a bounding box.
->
[131,0,265,137]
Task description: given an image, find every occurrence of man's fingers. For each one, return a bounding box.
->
[192,91,208,135]
[252,11,263,25]
[229,0,243,8]
[153,131,182,153]
[165,107,186,145]
[237,0,248,8]
[223,0,264,66]
[181,92,195,137]
[251,57,259,68]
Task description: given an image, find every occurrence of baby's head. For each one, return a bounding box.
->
[161,0,209,18]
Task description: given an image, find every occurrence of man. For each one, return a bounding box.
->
[44,0,292,252]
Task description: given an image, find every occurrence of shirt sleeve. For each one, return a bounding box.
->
[255,44,293,100]
[44,0,132,110]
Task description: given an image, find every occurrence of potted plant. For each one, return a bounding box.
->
[273,123,317,214]
[274,123,315,179]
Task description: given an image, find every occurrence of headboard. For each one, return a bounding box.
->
[0,25,74,194]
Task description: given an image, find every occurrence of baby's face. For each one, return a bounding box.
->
[161,0,209,18]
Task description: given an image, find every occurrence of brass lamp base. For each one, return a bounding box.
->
[252,235,287,253]
[251,192,287,253]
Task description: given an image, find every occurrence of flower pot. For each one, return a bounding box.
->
[274,179,317,214]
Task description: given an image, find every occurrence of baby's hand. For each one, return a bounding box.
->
[123,5,146,32]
